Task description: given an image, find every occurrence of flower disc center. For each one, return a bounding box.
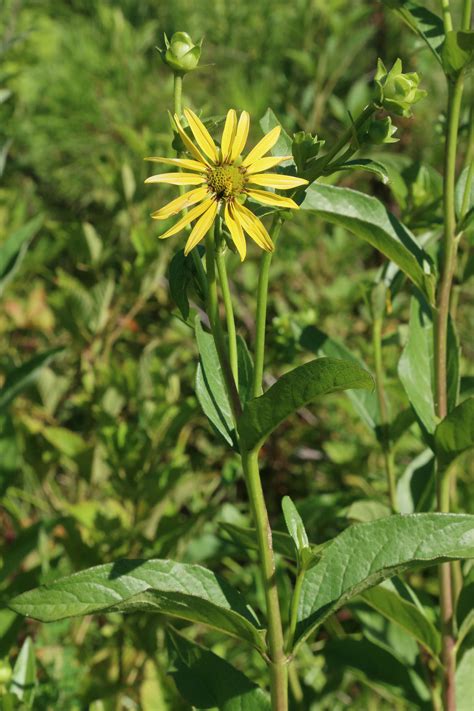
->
[207,165,246,200]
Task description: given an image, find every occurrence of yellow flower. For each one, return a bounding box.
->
[145,108,308,261]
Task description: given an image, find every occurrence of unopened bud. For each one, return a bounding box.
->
[374,58,426,117]
[158,32,202,75]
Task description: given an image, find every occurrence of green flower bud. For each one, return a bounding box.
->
[158,32,202,75]
[292,131,324,173]
[360,116,398,145]
[374,58,426,117]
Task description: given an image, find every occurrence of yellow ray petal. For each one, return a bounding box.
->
[246,188,299,210]
[224,201,246,261]
[151,187,209,220]
[234,202,274,252]
[184,108,219,163]
[145,172,206,186]
[144,156,207,172]
[242,126,281,167]
[174,114,210,165]
[184,200,219,255]
[247,173,308,189]
[159,198,214,240]
[245,155,292,175]
[229,111,250,162]
[221,109,237,162]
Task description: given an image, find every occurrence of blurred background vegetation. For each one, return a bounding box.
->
[0,0,472,708]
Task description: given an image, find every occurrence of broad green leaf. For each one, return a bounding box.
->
[434,398,474,472]
[0,216,43,297]
[300,325,379,432]
[300,184,436,304]
[442,30,474,76]
[324,637,426,704]
[10,637,36,707]
[9,559,265,651]
[330,159,390,185]
[381,1,444,62]
[360,584,441,657]
[295,513,474,648]
[168,630,271,711]
[396,449,435,514]
[0,348,64,413]
[456,647,474,711]
[238,357,373,451]
[195,318,235,447]
[398,292,459,436]
[282,496,309,558]
[345,499,391,523]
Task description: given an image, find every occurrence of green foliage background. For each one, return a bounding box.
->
[1,0,473,708]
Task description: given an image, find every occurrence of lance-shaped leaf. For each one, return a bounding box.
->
[0,216,43,297]
[168,630,271,711]
[0,347,64,413]
[300,325,379,431]
[360,584,441,658]
[434,398,474,472]
[195,318,235,446]
[10,636,36,707]
[238,357,373,451]
[9,559,265,651]
[300,184,436,304]
[398,292,459,437]
[294,514,474,649]
[329,159,390,185]
[381,1,444,63]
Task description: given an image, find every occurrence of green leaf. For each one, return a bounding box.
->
[238,357,373,451]
[195,318,235,447]
[168,630,271,710]
[300,325,379,432]
[398,292,459,437]
[219,522,328,567]
[381,1,444,62]
[9,559,265,651]
[324,637,425,704]
[0,347,64,413]
[282,496,309,558]
[168,249,192,320]
[259,108,293,162]
[0,216,43,297]
[442,30,474,76]
[330,159,390,184]
[300,184,436,304]
[455,166,474,220]
[396,449,435,514]
[360,583,441,657]
[456,647,474,711]
[295,513,474,648]
[434,398,474,472]
[10,637,36,707]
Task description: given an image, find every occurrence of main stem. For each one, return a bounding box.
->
[372,315,397,511]
[241,448,288,710]
[435,65,464,711]
[252,217,283,398]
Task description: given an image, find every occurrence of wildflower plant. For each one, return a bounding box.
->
[8,8,474,711]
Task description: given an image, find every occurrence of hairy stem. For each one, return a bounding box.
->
[205,229,242,421]
[172,73,208,295]
[252,216,283,398]
[372,315,397,511]
[435,55,464,709]
[242,448,288,710]
[216,246,239,390]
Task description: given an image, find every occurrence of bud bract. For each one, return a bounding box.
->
[292,131,324,173]
[158,32,202,75]
[374,58,426,117]
[360,116,398,145]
